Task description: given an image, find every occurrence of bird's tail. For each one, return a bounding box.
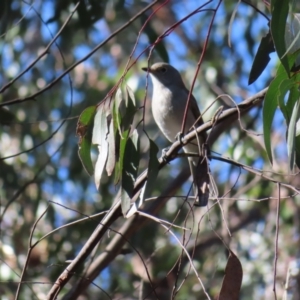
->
[188,157,210,207]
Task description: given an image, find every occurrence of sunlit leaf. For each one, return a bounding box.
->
[286,83,300,122]
[277,78,293,120]
[92,103,110,189]
[106,116,116,176]
[287,100,300,170]
[295,121,300,168]
[125,84,136,106]
[113,84,138,184]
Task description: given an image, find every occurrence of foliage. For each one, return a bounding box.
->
[1,0,300,299]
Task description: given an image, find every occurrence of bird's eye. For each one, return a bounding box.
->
[160,67,167,73]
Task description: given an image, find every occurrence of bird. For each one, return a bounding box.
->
[142,62,210,206]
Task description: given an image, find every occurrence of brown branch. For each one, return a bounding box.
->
[62,167,191,300]
[47,87,267,299]
[51,88,268,299]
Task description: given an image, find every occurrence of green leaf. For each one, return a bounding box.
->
[263,70,288,164]
[287,100,300,170]
[113,84,137,184]
[78,136,94,176]
[121,85,136,130]
[125,84,136,106]
[286,84,300,122]
[114,85,137,137]
[92,103,110,190]
[126,139,160,218]
[114,87,123,136]
[115,127,130,185]
[277,78,293,119]
[284,14,300,66]
[270,0,290,74]
[294,127,300,169]
[77,106,97,176]
[248,30,275,85]
[140,139,160,203]
[121,130,140,215]
[106,116,116,176]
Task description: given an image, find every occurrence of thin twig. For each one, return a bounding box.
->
[15,206,49,300]
[0,1,159,107]
[273,183,281,300]
[0,2,80,94]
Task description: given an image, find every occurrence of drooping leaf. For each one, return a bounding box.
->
[92,102,110,190]
[284,13,300,68]
[113,84,138,184]
[292,14,300,67]
[106,115,116,176]
[78,137,94,176]
[114,87,123,136]
[263,69,288,164]
[121,85,137,131]
[114,132,128,187]
[121,129,140,215]
[77,106,97,176]
[218,250,243,300]
[270,0,289,74]
[287,100,300,170]
[140,139,160,203]
[286,84,300,122]
[294,121,300,168]
[114,85,137,137]
[125,84,136,106]
[126,139,160,218]
[277,78,293,120]
[248,30,275,85]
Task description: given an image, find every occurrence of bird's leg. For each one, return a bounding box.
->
[161,146,170,161]
[174,131,184,144]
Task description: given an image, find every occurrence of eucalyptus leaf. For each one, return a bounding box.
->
[92,102,110,189]
[270,0,289,74]
[121,129,140,215]
[287,100,300,170]
[77,106,97,176]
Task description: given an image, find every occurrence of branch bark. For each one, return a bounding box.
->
[47,87,267,299]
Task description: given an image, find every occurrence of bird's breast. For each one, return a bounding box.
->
[151,86,182,142]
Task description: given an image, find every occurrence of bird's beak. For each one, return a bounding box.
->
[142,67,150,72]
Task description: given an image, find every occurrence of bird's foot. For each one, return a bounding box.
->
[175,132,184,144]
[161,146,170,162]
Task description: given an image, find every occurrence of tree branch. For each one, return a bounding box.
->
[47,87,267,299]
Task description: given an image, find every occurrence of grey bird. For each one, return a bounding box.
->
[142,62,210,206]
